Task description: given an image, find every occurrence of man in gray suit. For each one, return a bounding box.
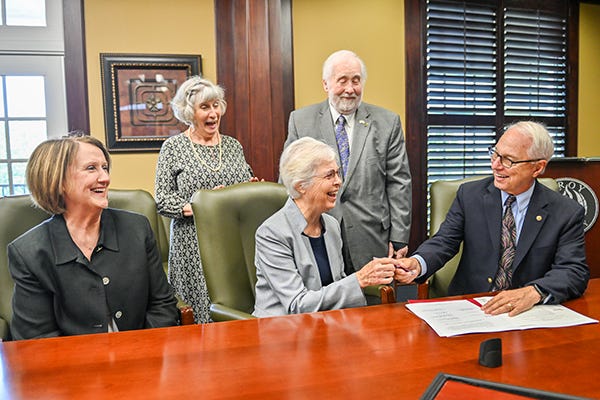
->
[285,50,412,274]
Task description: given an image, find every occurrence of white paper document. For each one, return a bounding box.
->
[405,297,598,337]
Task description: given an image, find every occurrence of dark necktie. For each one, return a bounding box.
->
[335,115,350,176]
[492,195,517,291]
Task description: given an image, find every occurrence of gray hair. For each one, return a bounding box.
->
[322,50,368,82]
[504,121,554,161]
[279,137,337,199]
[170,76,227,126]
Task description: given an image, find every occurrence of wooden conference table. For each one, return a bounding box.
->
[1,280,600,399]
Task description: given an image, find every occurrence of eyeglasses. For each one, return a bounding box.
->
[314,168,341,180]
[488,146,543,169]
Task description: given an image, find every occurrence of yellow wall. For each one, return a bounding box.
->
[84,0,216,194]
[83,0,597,194]
[292,0,405,121]
[578,2,600,157]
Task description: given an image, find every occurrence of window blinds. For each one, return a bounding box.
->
[426,0,567,185]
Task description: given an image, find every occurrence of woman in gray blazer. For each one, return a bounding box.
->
[253,137,398,317]
[9,135,179,340]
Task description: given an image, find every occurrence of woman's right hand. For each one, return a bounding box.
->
[355,257,397,288]
[182,203,193,217]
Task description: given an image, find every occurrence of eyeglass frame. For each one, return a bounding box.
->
[313,168,342,181]
[488,146,543,169]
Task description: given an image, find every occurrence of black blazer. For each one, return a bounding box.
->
[9,209,179,340]
[416,177,589,303]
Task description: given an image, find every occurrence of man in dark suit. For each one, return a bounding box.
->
[395,121,589,316]
[285,50,412,273]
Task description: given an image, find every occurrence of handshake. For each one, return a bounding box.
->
[354,244,421,288]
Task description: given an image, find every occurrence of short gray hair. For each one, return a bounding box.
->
[171,76,227,126]
[322,50,367,82]
[279,137,337,199]
[504,121,554,161]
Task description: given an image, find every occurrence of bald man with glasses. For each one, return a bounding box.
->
[394,121,589,316]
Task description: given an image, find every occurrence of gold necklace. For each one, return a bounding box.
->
[187,130,223,172]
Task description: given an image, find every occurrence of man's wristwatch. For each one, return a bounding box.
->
[532,284,549,304]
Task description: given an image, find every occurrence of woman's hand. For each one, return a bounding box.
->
[249,176,264,182]
[388,242,408,259]
[355,257,397,288]
[182,203,193,217]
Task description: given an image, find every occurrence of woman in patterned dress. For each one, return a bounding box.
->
[155,76,257,323]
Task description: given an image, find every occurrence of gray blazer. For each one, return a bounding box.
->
[253,198,366,317]
[286,100,412,271]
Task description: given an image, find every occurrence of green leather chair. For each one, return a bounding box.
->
[0,189,192,340]
[108,189,170,275]
[425,176,559,298]
[0,196,50,341]
[191,182,289,321]
[108,189,193,323]
[191,181,396,321]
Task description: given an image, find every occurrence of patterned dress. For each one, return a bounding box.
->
[155,132,253,323]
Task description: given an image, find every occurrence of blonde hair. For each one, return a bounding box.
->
[26,135,111,214]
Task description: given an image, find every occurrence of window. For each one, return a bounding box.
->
[426,0,569,184]
[404,0,577,243]
[0,0,66,195]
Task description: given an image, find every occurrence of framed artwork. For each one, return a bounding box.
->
[100,53,202,151]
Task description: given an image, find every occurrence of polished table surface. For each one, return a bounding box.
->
[2,280,600,399]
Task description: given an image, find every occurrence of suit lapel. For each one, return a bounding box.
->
[484,181,503,259]
[339,104,371,196]
[345,105,370,180]
[513,181,548,269]
[317,101,339,152]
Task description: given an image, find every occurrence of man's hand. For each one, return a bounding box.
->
[393,257,421,284]
[481,286,542,317]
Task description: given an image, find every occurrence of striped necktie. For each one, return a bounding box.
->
[492,195,517,291]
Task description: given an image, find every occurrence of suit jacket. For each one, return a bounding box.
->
[286,100,412,270]
[416,177,589,303]
[253,198,366,317]
[9,209,179,340]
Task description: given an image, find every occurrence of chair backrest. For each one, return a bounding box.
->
[427,176,559,298]
[191,181,288,320]
[0,195,50,340]
[0,189,169,340]
[107,189,170,274]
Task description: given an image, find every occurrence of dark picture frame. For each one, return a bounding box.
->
[100,53,202,152]
[421,373,588,400]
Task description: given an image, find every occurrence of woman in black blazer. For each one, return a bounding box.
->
[8,135,179,340]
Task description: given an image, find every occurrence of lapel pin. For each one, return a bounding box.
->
[536,215,542,221]
[358,120,368,126]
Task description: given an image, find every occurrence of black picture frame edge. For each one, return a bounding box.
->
[420,373,591,400]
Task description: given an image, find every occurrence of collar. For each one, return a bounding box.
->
[501,180,536,213]
[49,210,120,266]
[284,197,327,236]
[328,104,357,130]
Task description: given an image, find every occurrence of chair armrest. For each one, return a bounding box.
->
[417,281,430,300]
[0,317,9,341]
[178,305,195,325]
[363,285,396,304]
[175,296,195,325]
[210,304,255,321]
